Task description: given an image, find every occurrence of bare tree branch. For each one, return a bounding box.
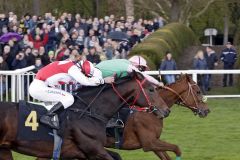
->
[161,0,172,8]
[190,0,216,19]
[136,0,169,19]
[152,0,169,15]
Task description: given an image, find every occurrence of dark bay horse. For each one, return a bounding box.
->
[0,72,170,160]
[105,74,210,160]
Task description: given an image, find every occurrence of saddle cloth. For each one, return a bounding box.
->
[17,100,55,141]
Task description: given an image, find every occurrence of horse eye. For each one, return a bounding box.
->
[197,91,201,94]
[149,88,154,92]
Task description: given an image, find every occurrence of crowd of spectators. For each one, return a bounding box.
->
[0,12,165,73]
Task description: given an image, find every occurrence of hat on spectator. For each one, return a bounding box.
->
[48,51,54,56]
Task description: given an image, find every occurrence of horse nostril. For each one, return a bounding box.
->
[164,108,170,117]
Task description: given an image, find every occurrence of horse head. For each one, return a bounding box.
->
[171,74,210,117]
[159,74,210,117]
[127,71,170,118]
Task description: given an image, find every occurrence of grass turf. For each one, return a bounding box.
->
[13,98,240,160]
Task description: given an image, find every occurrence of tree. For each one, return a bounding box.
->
[135,0,216,24]
[125,0,134,17]
[33,0,40,15]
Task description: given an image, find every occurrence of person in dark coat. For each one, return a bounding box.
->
[11,51,27,69]
[0,14,9,31]
[25,48,39,66]
[32,58,44,73]
[193,50,208,94]
[204,46,218,90]
[2,45,16,70]
[220,42,237,87]
[86,47,101,65]
[0,55,9,94]
[160,51,177,84]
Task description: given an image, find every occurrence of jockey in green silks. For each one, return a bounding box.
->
[96,56,162,86]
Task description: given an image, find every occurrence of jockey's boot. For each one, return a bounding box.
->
[40,102,64,130]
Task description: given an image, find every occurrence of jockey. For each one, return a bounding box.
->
[29,60,114,129]
[96,56,162,86]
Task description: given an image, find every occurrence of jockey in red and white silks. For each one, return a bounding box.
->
[29,60,114,129]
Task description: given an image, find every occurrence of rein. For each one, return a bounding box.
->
[111,78,154,112]
[71,85,109,122]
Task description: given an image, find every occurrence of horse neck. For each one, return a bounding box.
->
[91,81,135,121]
[160,81,187,108]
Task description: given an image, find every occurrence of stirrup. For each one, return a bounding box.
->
[40,115,59,129]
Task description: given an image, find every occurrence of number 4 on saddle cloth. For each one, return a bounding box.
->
[17,100,66,141]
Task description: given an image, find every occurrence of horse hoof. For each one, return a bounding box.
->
[176,156,181,160]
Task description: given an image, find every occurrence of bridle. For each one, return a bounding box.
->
[162,82,204,113]
[111,77,157,113]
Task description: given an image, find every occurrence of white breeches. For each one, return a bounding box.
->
[29,79,74,109]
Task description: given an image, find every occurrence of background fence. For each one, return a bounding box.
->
[0,67,240,102]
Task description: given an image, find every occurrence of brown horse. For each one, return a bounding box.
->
[0,72,170,160]
[104,74,210,160]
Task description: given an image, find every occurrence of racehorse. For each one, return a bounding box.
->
[0,72,170,160]
[104,74,210,160]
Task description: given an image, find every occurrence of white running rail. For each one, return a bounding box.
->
[0,66,35,102]
[0,67,240,102]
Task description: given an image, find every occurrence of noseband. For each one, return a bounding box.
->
[111,78,155,112]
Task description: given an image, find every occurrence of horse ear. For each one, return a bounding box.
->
[186,74,192,82]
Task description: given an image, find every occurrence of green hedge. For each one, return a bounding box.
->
[129,23,200,69]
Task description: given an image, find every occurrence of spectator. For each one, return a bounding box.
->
[129,29,141,48]
[160,51,177,84]
[55,43,67,60]
[38,46,50,66]
[220,42,237,87]
[33,58,44,73]
[103,40,114,60]
[28,29,49,49]
[11,51,27,69]
[45,24,57,53]
[205,46,218,91]
[86,47,101,65]
[0,55,9,94]
[69,49,80,61]
[48,50,55,62]
[2,45,15,69]
[0,14,8,32]
[60,48,70,60]
[76,29,85,51]
[193,50,208,94]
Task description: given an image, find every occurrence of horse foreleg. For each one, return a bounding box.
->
[73,129,114,160]
[154,151,172,160]
[0,148,13,160]
[143,139,182,159]
[107,150,122,160]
